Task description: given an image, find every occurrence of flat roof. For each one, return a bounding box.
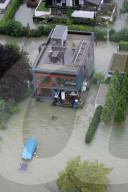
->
[95,84,108,106]
[51,25,67,39]
[86,0,101,6]
[33,30,92,75]
[108,53,128,74]
[72,10,95,19]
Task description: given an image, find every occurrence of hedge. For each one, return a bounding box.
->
[119,41,128,51]
[85,105,103,144]
[0,0,19,27]
[109,27,128,42]
[0,18,107,40]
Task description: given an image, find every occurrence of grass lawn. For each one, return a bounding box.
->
[37,2,49,11]
[110,53,128,72]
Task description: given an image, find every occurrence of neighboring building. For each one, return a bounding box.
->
[32,25,94,101]
[107,53,128,77]
[95,84,108,108]
[45,0,103,12]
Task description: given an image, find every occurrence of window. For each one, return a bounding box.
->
[57,77,76,89]
[52,76,57,87]
[90,42,93,54]
[40,75,51,86]
[36,87,41,96]
[86,52,90,65]
[35,74,40,85]
[82,62,86,76]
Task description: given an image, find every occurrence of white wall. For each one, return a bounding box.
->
[0,0,11,9]
[66,0,72,6]
[35,0,51,17]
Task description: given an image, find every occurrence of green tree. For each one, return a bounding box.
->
[107,84,118,100]
[114,105,126,124]
[57,156,113,192]
[101,104,113,123]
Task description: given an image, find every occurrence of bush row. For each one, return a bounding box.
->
[0,19,107,40]
[0,0,19,27]
[85,105,103,143]
[109,28,128,42]
[0,20,55,37]
[119,41,128,51]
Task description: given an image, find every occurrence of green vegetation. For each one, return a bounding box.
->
[114,70,128,124]
[0,44,31,126]
[37,2,49,11]
[57,156,113,192]
[9,106,19,114]
[119,41,128,51]
[101,69,122,123]
[0,18,107,40]
[91,70,105,86]
[121,0,128,12]
[109,27,128,42]
[0,20,22,37]
[68,25,107,41]
[85,105,103,143]
[0,125,6,130]
[0,0,19,27]
[110,53,128,72]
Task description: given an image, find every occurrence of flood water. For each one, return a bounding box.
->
[0,0,128,190]
[14,3,37,29]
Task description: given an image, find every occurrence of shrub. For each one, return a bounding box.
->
[91,71,105,86]
[85,105,103,143]
[119,41,128,51]
[0,125,6,130]
[0,0,19,27]
[4,43,20,53]
[23,90,32,98]
[9,106,19,114]
[109,27,128,42]
[2,20,23,37]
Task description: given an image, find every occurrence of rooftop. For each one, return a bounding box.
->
[34,31,92,75]
[86,0,101,6]
[71,10,95,19]
[108,53,128,74]
[51,25,67,39]
[95,84,108,107]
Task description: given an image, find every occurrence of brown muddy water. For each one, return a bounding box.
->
[0,26,128,192]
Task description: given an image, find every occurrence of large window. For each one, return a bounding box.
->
[57,77,76,89]
[35,73,76,89]
[40,75,51,86]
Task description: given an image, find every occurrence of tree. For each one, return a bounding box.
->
[0,58,30,103]
[0,43,31,103]
[114,105,126,124]
[101,104,113,123]
[57,156,113,192]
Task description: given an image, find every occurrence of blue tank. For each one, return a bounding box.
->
[22,137,36,160]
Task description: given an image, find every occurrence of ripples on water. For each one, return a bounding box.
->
[23,98,77,158]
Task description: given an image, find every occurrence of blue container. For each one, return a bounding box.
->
[22,137,36,160]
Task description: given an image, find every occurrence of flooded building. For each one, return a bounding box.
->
[32,25,94,107]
